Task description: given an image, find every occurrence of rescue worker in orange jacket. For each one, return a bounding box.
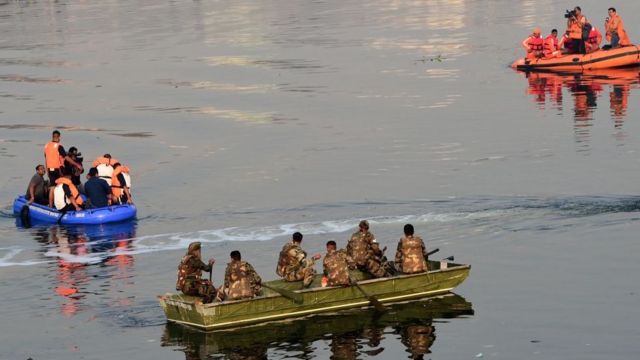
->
[585,25,602,53]
[605,8,630,48]
[522,28,544,59]
[44,130,82,192]
[566,9,586,54]
[111,163,133,205]
[543,29,561,58]
[50,168,84,211]
[92,154,119,185]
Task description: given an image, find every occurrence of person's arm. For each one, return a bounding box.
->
[522,37,530,52]
[117,173,133,204]
[395,240,403,269]
[101,180,113,205]
[63,184,81,211]
[223,265,231,288]
[28,180,36,204]
[248,263,261,285]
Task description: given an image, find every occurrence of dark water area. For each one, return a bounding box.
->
[2,0,640,359]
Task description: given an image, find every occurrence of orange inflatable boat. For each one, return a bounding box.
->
[512,45,640,71]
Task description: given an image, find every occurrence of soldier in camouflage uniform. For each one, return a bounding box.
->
[219,250,262,301]
[322,240,353,286]
[347,220,387,278]
[276,232,321,287]
[175,242,217,303]
[394,224,429,274]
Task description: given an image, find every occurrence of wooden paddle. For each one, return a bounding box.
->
[262,283,304,304]
[352,281,386,312]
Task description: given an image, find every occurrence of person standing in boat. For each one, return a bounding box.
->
[84,167,112,208]
[323,241,353,287]
[394,224,429,274]
[219,250,262,301]
[25,164,49,205]
[44,130,83,194]
[176,242,217,303]
[521,27,544,59]
[50,168,84,211]
[605,8,630,49]
[276,232,321,288]
[566,9,586,54]
[347,220,387,278]
[64,146,84,193]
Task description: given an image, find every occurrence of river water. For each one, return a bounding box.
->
[1,0,639,359]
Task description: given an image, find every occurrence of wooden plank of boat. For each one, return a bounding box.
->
[158,260,471,331]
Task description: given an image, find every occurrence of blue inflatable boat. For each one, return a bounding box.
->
[13,195,137,225]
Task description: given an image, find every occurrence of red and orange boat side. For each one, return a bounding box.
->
[512,45,640,71]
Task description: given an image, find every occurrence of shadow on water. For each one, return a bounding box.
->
[161,294,473,360]
[516,67,640,149]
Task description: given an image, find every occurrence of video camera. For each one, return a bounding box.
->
[564,9,576,19]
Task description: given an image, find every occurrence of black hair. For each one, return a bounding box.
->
[36,164,44,171]
[88,167,98,176]
[230,250,241,261]
[104,154,111,158]
[69,146,78,154]
[608,7,616,12]
[403,224,415,236]
[326,240,336,247]
[552,28,558,33]
[52,130,60,136]
[112,162,121,169]
[292,232,303,242]
[574,6,581,11]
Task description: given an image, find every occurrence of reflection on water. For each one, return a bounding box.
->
[519,68,640,149]
[27,222,137,316]
[161,294,473,360]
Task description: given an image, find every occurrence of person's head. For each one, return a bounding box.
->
[187,242,201,257]
[532,27,541,37]
[87,167,98,178]
[574,6,581,15]
[103,154,112,159]
[359,220,369,231]
[404,224,415,236]
[35,164,45,176]
[292,232,303,243]
[608,7,616,15]
[113,162,121,169]
[230,250,241,261]
[52,130,61,142]
[326,240,337,252]
[551,29,558,36]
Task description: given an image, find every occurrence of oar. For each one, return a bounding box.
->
[427,248,440,257]
[262,283,304,304]
[352,281,385,312]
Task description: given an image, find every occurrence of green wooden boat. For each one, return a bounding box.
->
[159,259,470,331]
[161,294,473,358]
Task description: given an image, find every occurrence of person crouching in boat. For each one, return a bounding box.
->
[276,232,321,288]
[322,241,353,287]
[543,29,561,58]
[26,164,49,206]
[347,220,388,278]
[522,27,544,59]
[394,224,429,274]
[111,163,133,205]
[84,167,112,209]
[51,168,84,212]
[218,250,262,301]
[585,24,602,53]
[605,7,630,49]
[176,242,217,303]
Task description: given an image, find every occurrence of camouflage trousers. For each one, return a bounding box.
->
[217,284,263,301]
[357,257,387,278]
[181,279,216,303]
[283,266,317,287]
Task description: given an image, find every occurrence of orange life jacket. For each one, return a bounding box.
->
[92,156,119,167]
[527,36,544,51]
[587,27,601,45]
[569,21,582,39]
[54,177,84,206]
[44,141,64,170]
[111,166,130,198]
[543,35,558,56]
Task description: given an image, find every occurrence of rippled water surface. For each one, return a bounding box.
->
[1,1,640,359]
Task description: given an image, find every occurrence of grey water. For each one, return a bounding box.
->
[1,0,640,359]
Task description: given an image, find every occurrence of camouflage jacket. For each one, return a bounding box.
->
[276,242,314,277]
[176,254,212,291]
[394,235,428,274]
[323,249,352,286]
[223,260,262,300]
[347,230,377,267]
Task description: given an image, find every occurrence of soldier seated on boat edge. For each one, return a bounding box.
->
[176,242,218,303]
[347,220,390,278]
[217,250,262,301]
[394,224,429,274]
[322,241,353,287]
[276,232,321,288]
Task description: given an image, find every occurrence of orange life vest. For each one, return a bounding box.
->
[527,36,544,51]
[587,27,600,45]
[111,166,130,198]
[44,141,64,170]
[543,35,558,56]
[569,21,582,39]
[92,156,119,167]
[54,177,84,206]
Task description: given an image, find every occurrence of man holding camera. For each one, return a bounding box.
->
[566,8,586,55]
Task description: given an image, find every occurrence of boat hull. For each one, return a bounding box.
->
[13,195,136,225]
[159,261,471,331]
[512,45,640,71]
